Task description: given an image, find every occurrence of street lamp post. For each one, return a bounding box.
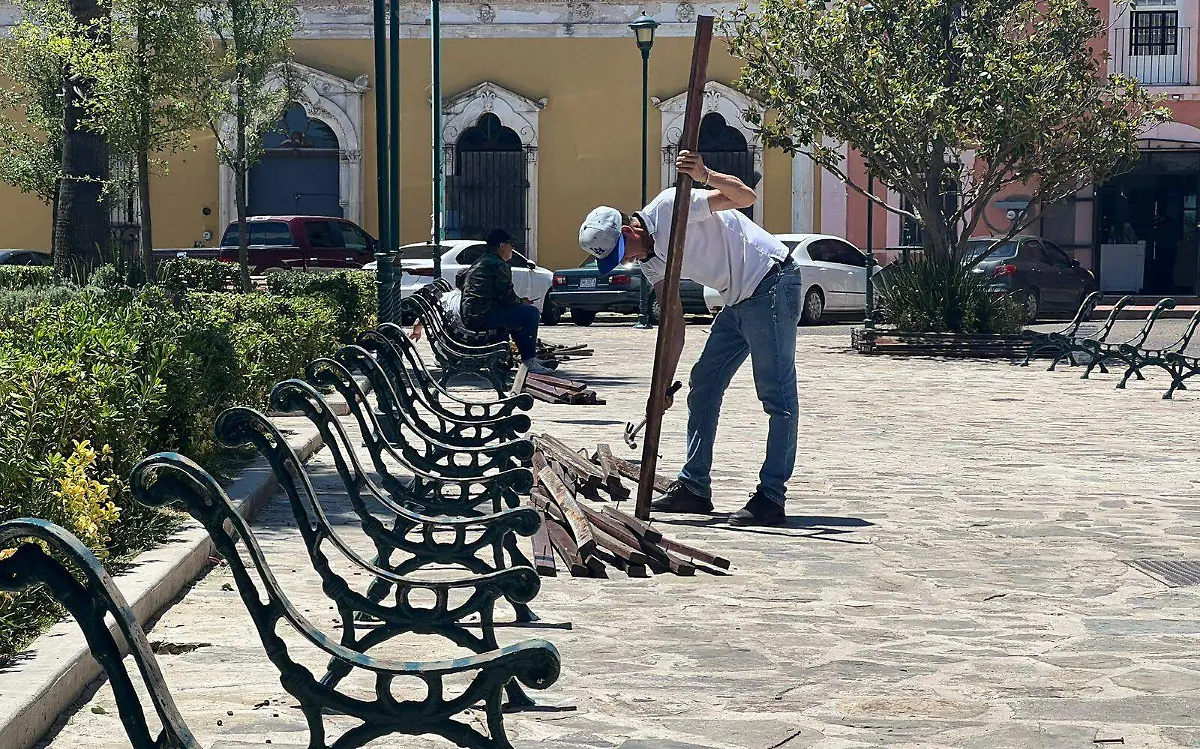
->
[630,13,658,329]
[865,173,876,330]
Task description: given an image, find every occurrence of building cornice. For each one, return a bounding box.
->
[0,2,754,38]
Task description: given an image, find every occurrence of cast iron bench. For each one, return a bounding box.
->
[1044,295,1135,372]
[1078,297,1176,380]
[315,351,531,476]
[1019,291,1101,366]
[1113,307,1200,391]
[404,283,513,393]
[265,377,538,618]
[211,405,543,704]
[2,509,558,749]
[340,334,531,447]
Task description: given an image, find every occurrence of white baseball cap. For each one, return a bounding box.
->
[578,206,626,275]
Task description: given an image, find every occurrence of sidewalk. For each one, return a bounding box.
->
[35,326,1200,749]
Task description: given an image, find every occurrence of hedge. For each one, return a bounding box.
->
[0,262,369,662]
[265,269,377,342]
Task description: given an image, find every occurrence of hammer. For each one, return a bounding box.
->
[624,381,683,449]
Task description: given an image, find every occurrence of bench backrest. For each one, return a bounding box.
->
[0,519,199,749]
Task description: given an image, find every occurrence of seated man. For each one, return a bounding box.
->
[460,229,553,375]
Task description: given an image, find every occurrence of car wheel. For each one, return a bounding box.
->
[541,298,561,326]
[570,308,597,327]
[1023,288,1040,323]
[800,287,824,325]
[650,296,661,325]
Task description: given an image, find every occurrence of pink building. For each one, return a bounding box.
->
[825,0,1200,295]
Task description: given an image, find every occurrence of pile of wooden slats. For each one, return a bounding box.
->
[524,373,605,405]
[526,435,730,578]
[537,341,593,363]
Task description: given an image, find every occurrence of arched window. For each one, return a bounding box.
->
[687,113,757,219]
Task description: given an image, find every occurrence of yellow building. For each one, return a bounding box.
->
[0,1,827,273]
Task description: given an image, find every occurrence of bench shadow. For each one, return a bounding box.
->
[652,514,875,544]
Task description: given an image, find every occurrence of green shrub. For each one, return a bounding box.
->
[0,285,342,661]
[265,270,377,342]
[158,258,241,295]
[877,253,1025,334]
[0,265,55,290]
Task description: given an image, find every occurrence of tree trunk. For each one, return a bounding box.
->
[235,108,251,293]
[50,179,60,253]
[53,0,110,280]
[136,9,155,283]
[138,143,153,283]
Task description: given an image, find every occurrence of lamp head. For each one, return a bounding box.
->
[630,14,659,52]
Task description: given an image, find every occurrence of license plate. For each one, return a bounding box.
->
[580,278,597,289]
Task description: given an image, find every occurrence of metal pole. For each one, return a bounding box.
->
[431,0,443,281]
[635,48,653,329]
[865,173,875,330]
[372,0,391,324]
[389,0,400,246]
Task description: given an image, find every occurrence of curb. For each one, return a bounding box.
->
[0,422,324,749]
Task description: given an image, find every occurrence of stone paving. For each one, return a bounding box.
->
[32,323,1200,749]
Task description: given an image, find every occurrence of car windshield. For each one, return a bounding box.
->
[964,240,1018,261]
[398,244,439,260]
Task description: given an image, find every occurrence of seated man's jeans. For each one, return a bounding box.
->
[472,304,540,361]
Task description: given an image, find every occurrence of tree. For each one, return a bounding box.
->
[0,0,74,253]
[76,0,215,281]
[53,0,112,277]
[204,0,299,291]
[726,0,1171,262]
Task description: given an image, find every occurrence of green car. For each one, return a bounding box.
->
[547,258,710,326]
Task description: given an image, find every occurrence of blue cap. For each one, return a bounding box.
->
[579,206,626,275]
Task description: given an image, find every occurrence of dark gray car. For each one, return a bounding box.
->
[548,259,709,326]
[966,236,1096,322]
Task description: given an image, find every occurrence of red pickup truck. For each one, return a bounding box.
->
[155,216,378,274]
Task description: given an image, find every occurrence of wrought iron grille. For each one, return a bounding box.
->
[442,144,532,251]
[1114,22,1192,85]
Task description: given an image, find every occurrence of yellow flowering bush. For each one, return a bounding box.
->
[51,441,120,556]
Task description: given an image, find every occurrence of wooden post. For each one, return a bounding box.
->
[634,15,714,520]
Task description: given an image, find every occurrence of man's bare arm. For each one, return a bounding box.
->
[649,280,686,411]
[676,150,756,212]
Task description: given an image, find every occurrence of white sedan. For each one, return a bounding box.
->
[703,233,881,324]
[365,240,557,320]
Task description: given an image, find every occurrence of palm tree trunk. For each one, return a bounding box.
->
[53,0,110,279]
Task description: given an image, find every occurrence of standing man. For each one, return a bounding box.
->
[461,229,554,375]
[578,152,801,527]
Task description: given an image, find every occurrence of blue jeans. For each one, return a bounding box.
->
[473,304,540,360]
[678,267,802,506]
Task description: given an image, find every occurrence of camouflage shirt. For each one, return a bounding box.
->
[460,249,520,326]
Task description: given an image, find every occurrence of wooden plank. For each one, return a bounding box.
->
[531,451,550,475]
[537,466,596,558]
[581,505,642,550]
[530,509,557,576]
[636,15,714,520]
[527,372,587,392]
[601,505,731,570]
[536,434,606,480]
[595,443,630,499]
[542,518,588,576]
[591,524,649,566]
[584,555,609,578]
[608,454,671,494]
[530,486,566,525]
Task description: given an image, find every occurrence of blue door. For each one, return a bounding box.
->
[249,104,342,217]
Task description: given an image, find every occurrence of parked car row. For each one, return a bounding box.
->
[18,213,1092,327]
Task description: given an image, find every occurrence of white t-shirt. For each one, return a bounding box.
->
[637,188,788,306]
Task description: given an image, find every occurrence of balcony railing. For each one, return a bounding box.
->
[1112,26,1194,86]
